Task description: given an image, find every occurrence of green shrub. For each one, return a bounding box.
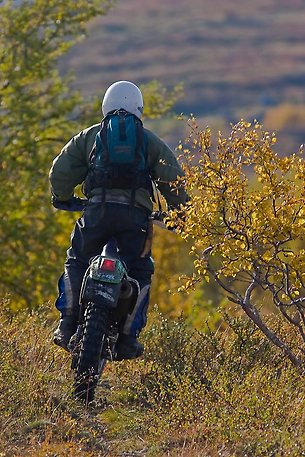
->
[108,309,305,456]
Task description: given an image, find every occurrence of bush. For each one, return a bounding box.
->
[109,309,305,456]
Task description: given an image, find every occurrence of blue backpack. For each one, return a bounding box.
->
[84,109,152,205]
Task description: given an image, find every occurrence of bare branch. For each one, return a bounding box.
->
[241,292,302,369]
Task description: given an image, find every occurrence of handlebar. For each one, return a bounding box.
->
[52,198,169,223]
[52,197,176,232]
[150,211,170,229]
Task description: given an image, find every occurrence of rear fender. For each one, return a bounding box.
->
[80,275,122,308]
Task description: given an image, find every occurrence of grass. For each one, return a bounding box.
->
[105,311,305,456]
[0,301,106,456]
[1,300,305,456]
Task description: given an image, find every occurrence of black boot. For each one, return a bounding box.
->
[54,315,77,352]
[115,334,144,361]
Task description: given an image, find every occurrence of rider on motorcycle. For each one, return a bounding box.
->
[49,80,187,359]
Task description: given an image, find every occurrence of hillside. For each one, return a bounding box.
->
[63,0,305,120]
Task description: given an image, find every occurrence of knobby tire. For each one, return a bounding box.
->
[74,302,109,403]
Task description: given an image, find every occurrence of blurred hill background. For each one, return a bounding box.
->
[61,0,305,150]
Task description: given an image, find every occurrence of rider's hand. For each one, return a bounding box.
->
[151,211,167,222]
[51,195,87,211]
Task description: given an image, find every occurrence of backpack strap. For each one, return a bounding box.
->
[134,117,144,163]
[130,115,146,210]
[99,117,110,163]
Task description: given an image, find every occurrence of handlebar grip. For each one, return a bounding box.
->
[52,196,87,211]
[151,211,167,222]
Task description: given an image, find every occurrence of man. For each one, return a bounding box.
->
[50,80,187,359]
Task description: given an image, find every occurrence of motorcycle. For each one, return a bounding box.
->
[71,236,142,403]
[53,197,166,403]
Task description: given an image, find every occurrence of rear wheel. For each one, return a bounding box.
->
[74,302,109,403]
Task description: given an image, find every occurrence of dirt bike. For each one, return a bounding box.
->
[53,197,166,403]
[71,236,142,403]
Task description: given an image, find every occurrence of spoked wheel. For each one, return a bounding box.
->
[74,302,109,403]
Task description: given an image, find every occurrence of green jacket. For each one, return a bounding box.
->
[49,123,187,212]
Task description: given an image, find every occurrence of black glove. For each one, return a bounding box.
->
[51,195,87,211]
[151,211,167,222]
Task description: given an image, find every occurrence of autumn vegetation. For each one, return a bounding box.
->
[2,303,305,456]
[170,118,305,369]
[1,1,305,456]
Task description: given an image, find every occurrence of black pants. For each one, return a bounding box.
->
[63,202,154,337]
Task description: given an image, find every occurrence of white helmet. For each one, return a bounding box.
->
[102,81,144,118]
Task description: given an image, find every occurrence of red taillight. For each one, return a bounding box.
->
[100,258,116,271]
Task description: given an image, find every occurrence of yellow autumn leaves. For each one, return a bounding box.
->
[170,118,305,299]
